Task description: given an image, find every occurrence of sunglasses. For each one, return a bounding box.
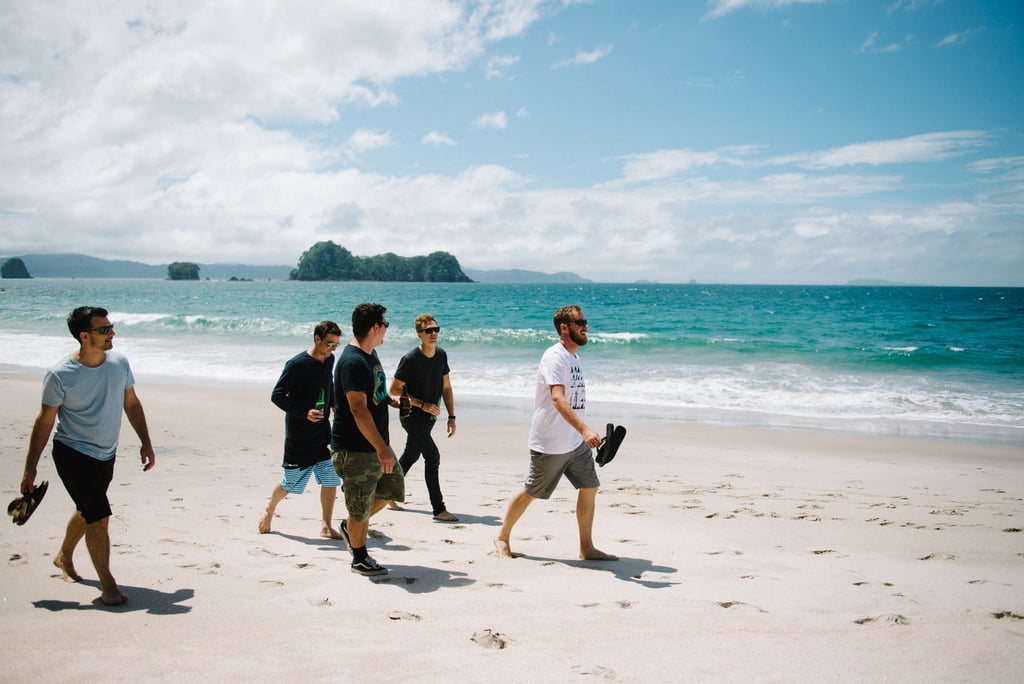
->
[568,319,588,327]
[324,341,340,348]
[91,325,115,334]
[419,326,441,335]
[379,320,390,329]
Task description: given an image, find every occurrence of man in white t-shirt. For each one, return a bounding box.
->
[494,305,616,561]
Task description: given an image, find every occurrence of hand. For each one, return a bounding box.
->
[582,427,602,449]
[307,409,325,422]
[140,445,156,471]
[377,446,397,474]
[447,418,457,438]
[20,468,37,496]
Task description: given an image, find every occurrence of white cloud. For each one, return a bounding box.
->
[704,0,828,21]
[472,111,509,129]
[347,129,393,155]
[858,31,904,54]
[485,54,520,78]
[778,132,991,169]
[552,44,613,69]
[422,130,457,146]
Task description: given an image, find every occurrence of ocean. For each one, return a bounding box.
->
[1,279,1022,446]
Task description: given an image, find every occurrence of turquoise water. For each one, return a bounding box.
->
[1,279,1022,444]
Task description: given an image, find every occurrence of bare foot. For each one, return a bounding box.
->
[53,554,82,583]
[388,501,404,511]
[493,537,515,559]
[100,588,128,606]
[433,510,458,522]
[580,547,618,561]
[258,510,274,534]
[321,525,343,540]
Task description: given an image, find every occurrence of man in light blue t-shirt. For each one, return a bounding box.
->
[20,306,156,607]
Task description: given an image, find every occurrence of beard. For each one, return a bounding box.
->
[569,327,588,346]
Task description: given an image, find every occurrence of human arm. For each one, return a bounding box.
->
[123,387,156,471]
[21,404,58,494]
[441,374,456,437]
[550,384,600,448]
[345,390,397,473]
[273,360,325,423]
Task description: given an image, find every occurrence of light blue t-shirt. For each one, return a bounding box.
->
[42,350,135,461]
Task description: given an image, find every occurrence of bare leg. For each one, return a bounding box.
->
[493,490,535,559]
[348,499,390,547]
[53,511,86,582]
[84,516,127,605]
[320,486,342,539]
[258,485,288,534]
[576,487,617,561]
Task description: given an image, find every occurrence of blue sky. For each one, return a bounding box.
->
[1,0,1022,284]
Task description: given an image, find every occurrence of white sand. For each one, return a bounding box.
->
[2,372,1023,682]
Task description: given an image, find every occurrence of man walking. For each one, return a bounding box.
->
[20,306,156,606]
[494,305,616,561]
[330,303,405,576]
[388,313,458,522]
[259,320,344,539]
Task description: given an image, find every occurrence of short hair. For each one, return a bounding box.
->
[414,313,436,332]
[67,306,109,340]
[351,302,387,340]
[314,320,342,340]
[552,304,582,332]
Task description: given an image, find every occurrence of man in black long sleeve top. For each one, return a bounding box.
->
[259,320,344,539]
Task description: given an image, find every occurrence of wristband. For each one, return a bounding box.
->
[447,416,456,420]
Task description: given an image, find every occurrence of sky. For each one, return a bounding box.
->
[1,0,1022,285]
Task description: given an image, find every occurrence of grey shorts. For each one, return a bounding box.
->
[524,442,600,500]
[331,450,404,521]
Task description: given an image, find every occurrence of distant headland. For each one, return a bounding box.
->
[1,252,591,284]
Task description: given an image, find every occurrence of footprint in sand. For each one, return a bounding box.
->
[308,597,333,607]
[717,601,767,613]
[918,553,957,561]
[854,614,909,625]
[471,629,510,649]
[388,611,422,621]
[571,665,617,679]
[992,611,1024,620]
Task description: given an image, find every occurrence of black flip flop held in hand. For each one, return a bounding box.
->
[595,424,627,467]
[8,480,48,526]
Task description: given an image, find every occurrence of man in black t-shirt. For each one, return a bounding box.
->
[330,303,405,576]
[388,313,458,522]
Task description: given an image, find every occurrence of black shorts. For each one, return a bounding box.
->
[52,440,115,524]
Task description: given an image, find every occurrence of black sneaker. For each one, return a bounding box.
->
[339,519,352,554]
[351,555,387,576]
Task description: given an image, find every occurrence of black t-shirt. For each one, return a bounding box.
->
[271,350,334,468]
[331,343,389,452]
[394,346,450,423]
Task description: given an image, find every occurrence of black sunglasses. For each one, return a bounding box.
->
[419,326,441,335]
[91,325,115,334]
[378,320,390,329]
[568,319,588,327]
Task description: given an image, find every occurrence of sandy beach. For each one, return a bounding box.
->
[2,371,1022,682]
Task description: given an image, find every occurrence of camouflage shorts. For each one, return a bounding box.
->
[331,449,405,521]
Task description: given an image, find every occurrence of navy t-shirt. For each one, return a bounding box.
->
[394,346,449,423]
[331,343,389,452]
